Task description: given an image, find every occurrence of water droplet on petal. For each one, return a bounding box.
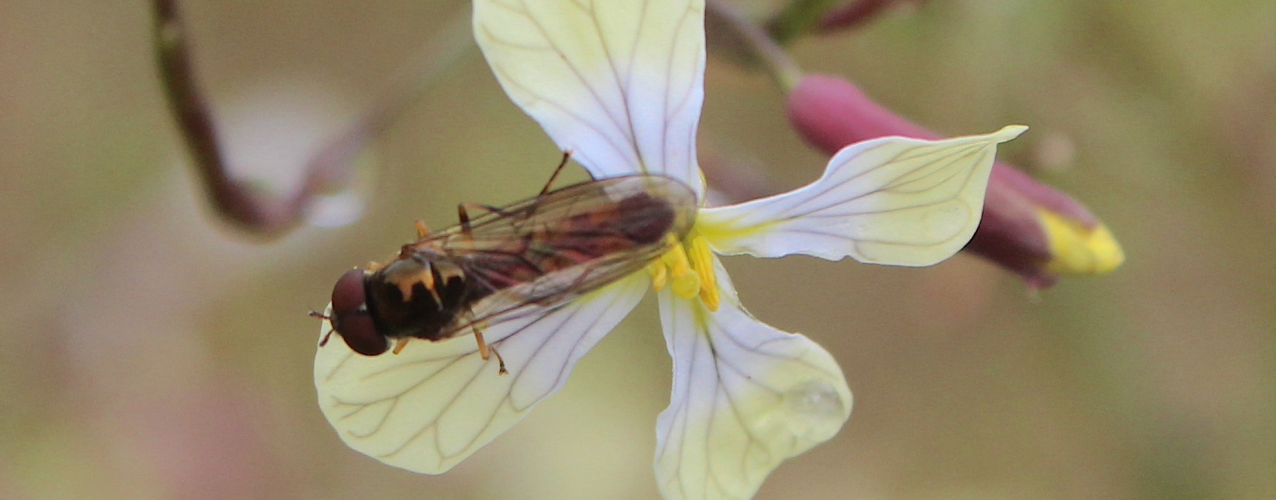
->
[782,380,849,441]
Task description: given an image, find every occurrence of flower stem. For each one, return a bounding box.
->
[151,0,472,237]
[705,0,804,92]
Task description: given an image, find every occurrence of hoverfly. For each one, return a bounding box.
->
[316,157,697,374]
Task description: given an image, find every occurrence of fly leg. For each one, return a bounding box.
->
[398,221,434,258]
[509,151,578,224]
[392,337,411,354]
[457,203,509,237]
[472,324,508,375]
[538,150,575,195]
[455,151,576,239]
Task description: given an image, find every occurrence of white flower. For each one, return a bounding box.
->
[314,1,1025,498]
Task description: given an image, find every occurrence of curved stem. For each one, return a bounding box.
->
[705,0,804,92]
[152,0,472,238]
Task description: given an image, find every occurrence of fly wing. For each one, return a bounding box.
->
[446,240,667,337]
[434,175,697,337]
[452,175,696,242]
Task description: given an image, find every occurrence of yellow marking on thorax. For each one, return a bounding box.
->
[391,262,443,305]
[418,268,442,304]
[395,274,418,302]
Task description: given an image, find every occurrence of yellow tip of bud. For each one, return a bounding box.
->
[1039,210,1125,275]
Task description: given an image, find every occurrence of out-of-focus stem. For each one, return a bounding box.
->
[152,0,471,238]
[764,0,924,42]
[706,0,804,91]
[765,0,839,45]
[154,0,283,234]
[813,0,928,32]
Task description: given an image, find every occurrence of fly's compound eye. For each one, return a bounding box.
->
[329,269,390,356]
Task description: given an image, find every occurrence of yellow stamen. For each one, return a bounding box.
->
[647,261,669,291]
[689,236,720,311]
[664,242,701,300]
[661,234,692,277]
[647,234,721,310]
[671,269,702,300]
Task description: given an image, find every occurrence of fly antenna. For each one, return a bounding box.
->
[310,310,336,346]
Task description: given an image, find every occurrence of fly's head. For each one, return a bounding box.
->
[327,269,391,356]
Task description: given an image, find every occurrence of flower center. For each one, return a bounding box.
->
[646,232,720,311]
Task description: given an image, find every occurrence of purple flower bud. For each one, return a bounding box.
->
[787,74,1123,287]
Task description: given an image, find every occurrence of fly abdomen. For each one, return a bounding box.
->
[611,190,679,245]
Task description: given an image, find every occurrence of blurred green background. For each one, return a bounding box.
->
[0,0,1271,499]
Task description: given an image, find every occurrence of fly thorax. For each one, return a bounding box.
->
[365,258,469,341]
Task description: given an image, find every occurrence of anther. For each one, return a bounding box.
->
[689,237,720,311]
[648,262,669,291]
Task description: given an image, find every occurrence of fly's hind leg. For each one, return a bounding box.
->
[457,152,576,239]
[457,203,509,238]
[539,150,575,195]
[514,151,577,221]
[472,324,508,376]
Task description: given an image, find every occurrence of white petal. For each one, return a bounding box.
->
[314,275,647,474]
[474,0,707,196]
[654,260,852,500]
[699,126,1028,266]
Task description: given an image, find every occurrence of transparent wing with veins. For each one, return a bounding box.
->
[413,175,695,340]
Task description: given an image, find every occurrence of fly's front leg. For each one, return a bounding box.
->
[472,324,508,375]
[392,337,411,354]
